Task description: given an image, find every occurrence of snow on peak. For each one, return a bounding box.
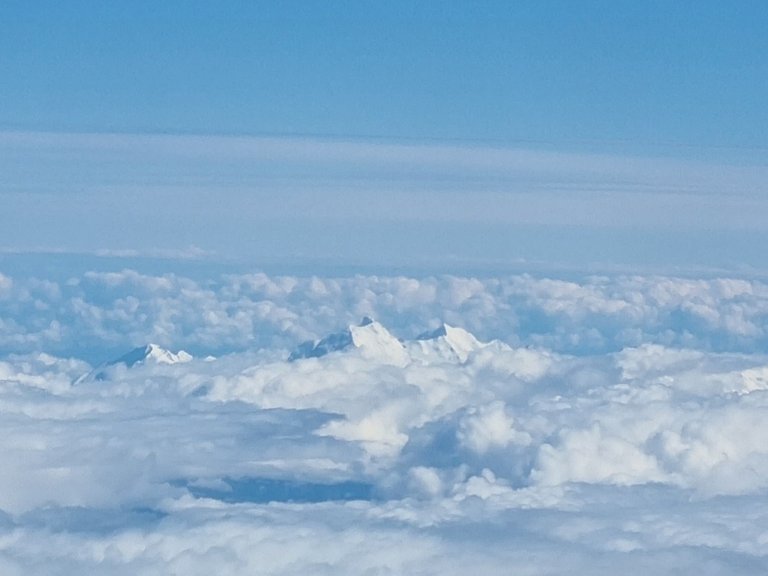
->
[74,343,193,384]
[291,320,487,365]
[349,318,409,364]
[109,344,193,368]
[413,323,484,363]
[290,318,408,365]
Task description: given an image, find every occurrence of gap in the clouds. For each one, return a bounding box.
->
[18,506,167,534]
[177,477,375,504]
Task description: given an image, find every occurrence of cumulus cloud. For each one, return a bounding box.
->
[3,268,768,571]
[457,401,532,454]
[4,269,768,362]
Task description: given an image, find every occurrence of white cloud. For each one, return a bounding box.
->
[5,132,768,271]
[5,269,768,362]
[3,269,768,571]
[533,424,667,486]
[457,401,531,454]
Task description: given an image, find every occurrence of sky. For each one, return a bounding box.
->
[2,2,768,273]
[3,131,768,274]
[2,1,768,148]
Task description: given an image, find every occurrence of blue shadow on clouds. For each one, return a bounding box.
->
[180,477,374,504]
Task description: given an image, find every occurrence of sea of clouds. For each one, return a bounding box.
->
[1,267,768,573]
[4,268,768,360]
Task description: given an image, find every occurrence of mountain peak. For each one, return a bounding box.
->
[108,343,192,368]
[290,318,408,365]
[74,343,193,384]
[414,323,483,363]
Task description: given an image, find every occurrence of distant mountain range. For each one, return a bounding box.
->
[289,317,494,365]
[76,343,192,383]
[77,319,498,383]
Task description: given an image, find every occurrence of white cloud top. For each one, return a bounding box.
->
[2,268,768,572]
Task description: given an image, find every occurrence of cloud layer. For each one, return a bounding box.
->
[3,268,768,572]
[4,269,768,361]
[4,132,768,269]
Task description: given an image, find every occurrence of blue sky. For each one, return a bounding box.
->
[2,2,768,272]
[2,1,768,150]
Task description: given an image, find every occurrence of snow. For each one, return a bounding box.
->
[290,317,408,366]
[76,343,193,383]
[290,319,488,366]
[412,323,486,363]
[109,343,193,367]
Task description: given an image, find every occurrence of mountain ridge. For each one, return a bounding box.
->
[290,319,488,365]
[75,343,193,383]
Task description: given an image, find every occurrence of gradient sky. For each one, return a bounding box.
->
[2,1,768,150]
[3,2,768,273]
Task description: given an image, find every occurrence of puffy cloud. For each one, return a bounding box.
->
[457,401,531,454]
[4,268,768,572]
[4,269,768,362]
[533,424,667,486]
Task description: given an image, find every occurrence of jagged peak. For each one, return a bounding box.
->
[418,323,480,344]
[74,343,193,384]
[413,323,484,363]
[108,343,192,368]
[289,318,407,365]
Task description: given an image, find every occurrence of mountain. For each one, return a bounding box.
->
[76,343,192,383]
[289,319,488,366]
[107,344,193,368]
[410,323,485,363]
[289,317,408,365]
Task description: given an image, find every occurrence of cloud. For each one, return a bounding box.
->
[4,131,768,269]
[5,269,768,363]
[3,268,768,571]
[457,401,532,454]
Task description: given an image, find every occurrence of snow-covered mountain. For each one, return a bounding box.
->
[410,323,485,363]
[289,317,408,365]
[76,343,192,383]
[289,319,488,366]
[108,343,193,368]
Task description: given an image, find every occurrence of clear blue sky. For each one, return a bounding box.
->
[2,1,768,150]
